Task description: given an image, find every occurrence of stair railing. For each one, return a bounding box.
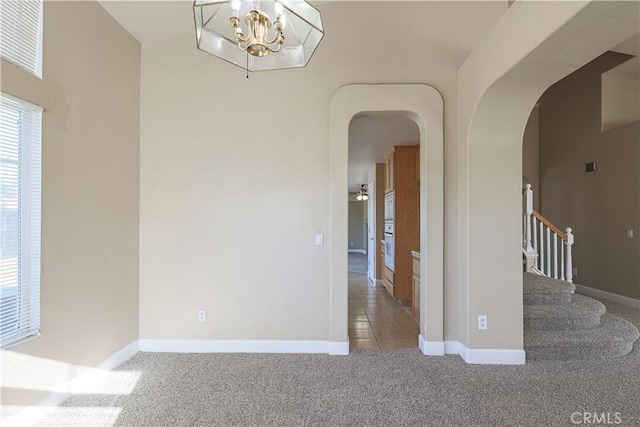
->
[523,184,574,282]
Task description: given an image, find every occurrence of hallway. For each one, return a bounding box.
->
[348,254,420,349]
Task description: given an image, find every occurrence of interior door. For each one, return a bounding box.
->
[367,182,375,283]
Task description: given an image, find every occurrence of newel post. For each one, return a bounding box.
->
[524,184,534,253]
[523,184,536,272]
[565,227,574,283]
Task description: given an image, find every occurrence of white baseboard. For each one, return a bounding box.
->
[139,339,343,354]
[418,335,445,355]
[445,340,460,354]
[443,340,525,365]
[574,284,640,309]
[454,341,525,365]
[328,341,349,355]
[3,341,139,427]
[348,249,366,254]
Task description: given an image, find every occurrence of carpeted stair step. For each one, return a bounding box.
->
[524,313,640,361]
[523,272,575,305]
[524,294,605,330]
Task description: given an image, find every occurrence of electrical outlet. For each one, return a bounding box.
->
[477,315,488,330]
[198,309,206,322]
[627,229,634,239]
[573,268,578,277]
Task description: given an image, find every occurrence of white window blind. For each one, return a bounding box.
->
[0,0,43,77]
[0,93,42,350]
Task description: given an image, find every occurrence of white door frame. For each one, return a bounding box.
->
[329,84,444,355]
[367,181,375,283]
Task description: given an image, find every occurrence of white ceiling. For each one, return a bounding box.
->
[348,114,419,192]
[609,32,640,81]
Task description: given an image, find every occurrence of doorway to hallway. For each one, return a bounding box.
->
[348,253,419,349]
[329,84,445,355]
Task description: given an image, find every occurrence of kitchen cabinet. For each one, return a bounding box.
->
[383,266,395,295]
[383,145,420,307]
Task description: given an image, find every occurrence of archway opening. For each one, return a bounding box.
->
[329,84,444,355]
[347,113,421,349]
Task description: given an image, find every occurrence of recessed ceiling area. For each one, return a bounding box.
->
[609,32,640,81]
[99,1,192,45]
[97,0,507,194]
[100,1,508,51]
[348,114,419,192]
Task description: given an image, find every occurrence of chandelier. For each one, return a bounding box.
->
[356,185,369,201]
[193,0,324,72]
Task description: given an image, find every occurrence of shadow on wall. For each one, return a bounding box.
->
[536,51,640,300]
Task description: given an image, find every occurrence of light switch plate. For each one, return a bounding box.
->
[315,233,324,246]
[627,229,634,239]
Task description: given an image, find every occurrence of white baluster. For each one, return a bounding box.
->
[545,227,551,276]
[532,217,538,269]
[560,239,565,281]
[565,227,574,283]
[539,221,544,273]
[553,233,558,278]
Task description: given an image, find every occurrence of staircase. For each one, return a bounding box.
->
[523,273,639,360]
[521,185,639,361]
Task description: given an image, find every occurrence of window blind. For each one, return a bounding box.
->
[0,93,42,350]
[0,0,43,77]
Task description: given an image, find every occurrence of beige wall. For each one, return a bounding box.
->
[522,106,539,209]
[601,73,640,132]
[348,201,365,251]
[539,52,640,300]
[139,2,506,342]
[457,0,639,352]
[0,1,140,410]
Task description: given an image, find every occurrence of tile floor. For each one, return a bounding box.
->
[348,256,420,349]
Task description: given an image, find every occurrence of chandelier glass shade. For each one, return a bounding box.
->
[193,0,324,71]
[356,185,369,201]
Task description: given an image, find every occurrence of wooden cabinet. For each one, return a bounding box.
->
[412,252,420,322]
[383,145,420,307]
[383,266,395,295]
[415,147,420,185]
[384,151,394,193]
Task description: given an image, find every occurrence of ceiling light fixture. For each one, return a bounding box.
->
[356,185,369,202]
[193,0,324,72]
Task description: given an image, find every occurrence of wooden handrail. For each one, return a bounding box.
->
[532,210,567,241]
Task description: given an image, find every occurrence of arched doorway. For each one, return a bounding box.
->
[328,84,444,355]
[457,1,638,363]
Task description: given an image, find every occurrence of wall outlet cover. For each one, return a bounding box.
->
[477,315,488,330]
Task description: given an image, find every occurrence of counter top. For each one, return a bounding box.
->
[411,251,420,259]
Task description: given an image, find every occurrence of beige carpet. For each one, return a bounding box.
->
[32,300,640,427]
